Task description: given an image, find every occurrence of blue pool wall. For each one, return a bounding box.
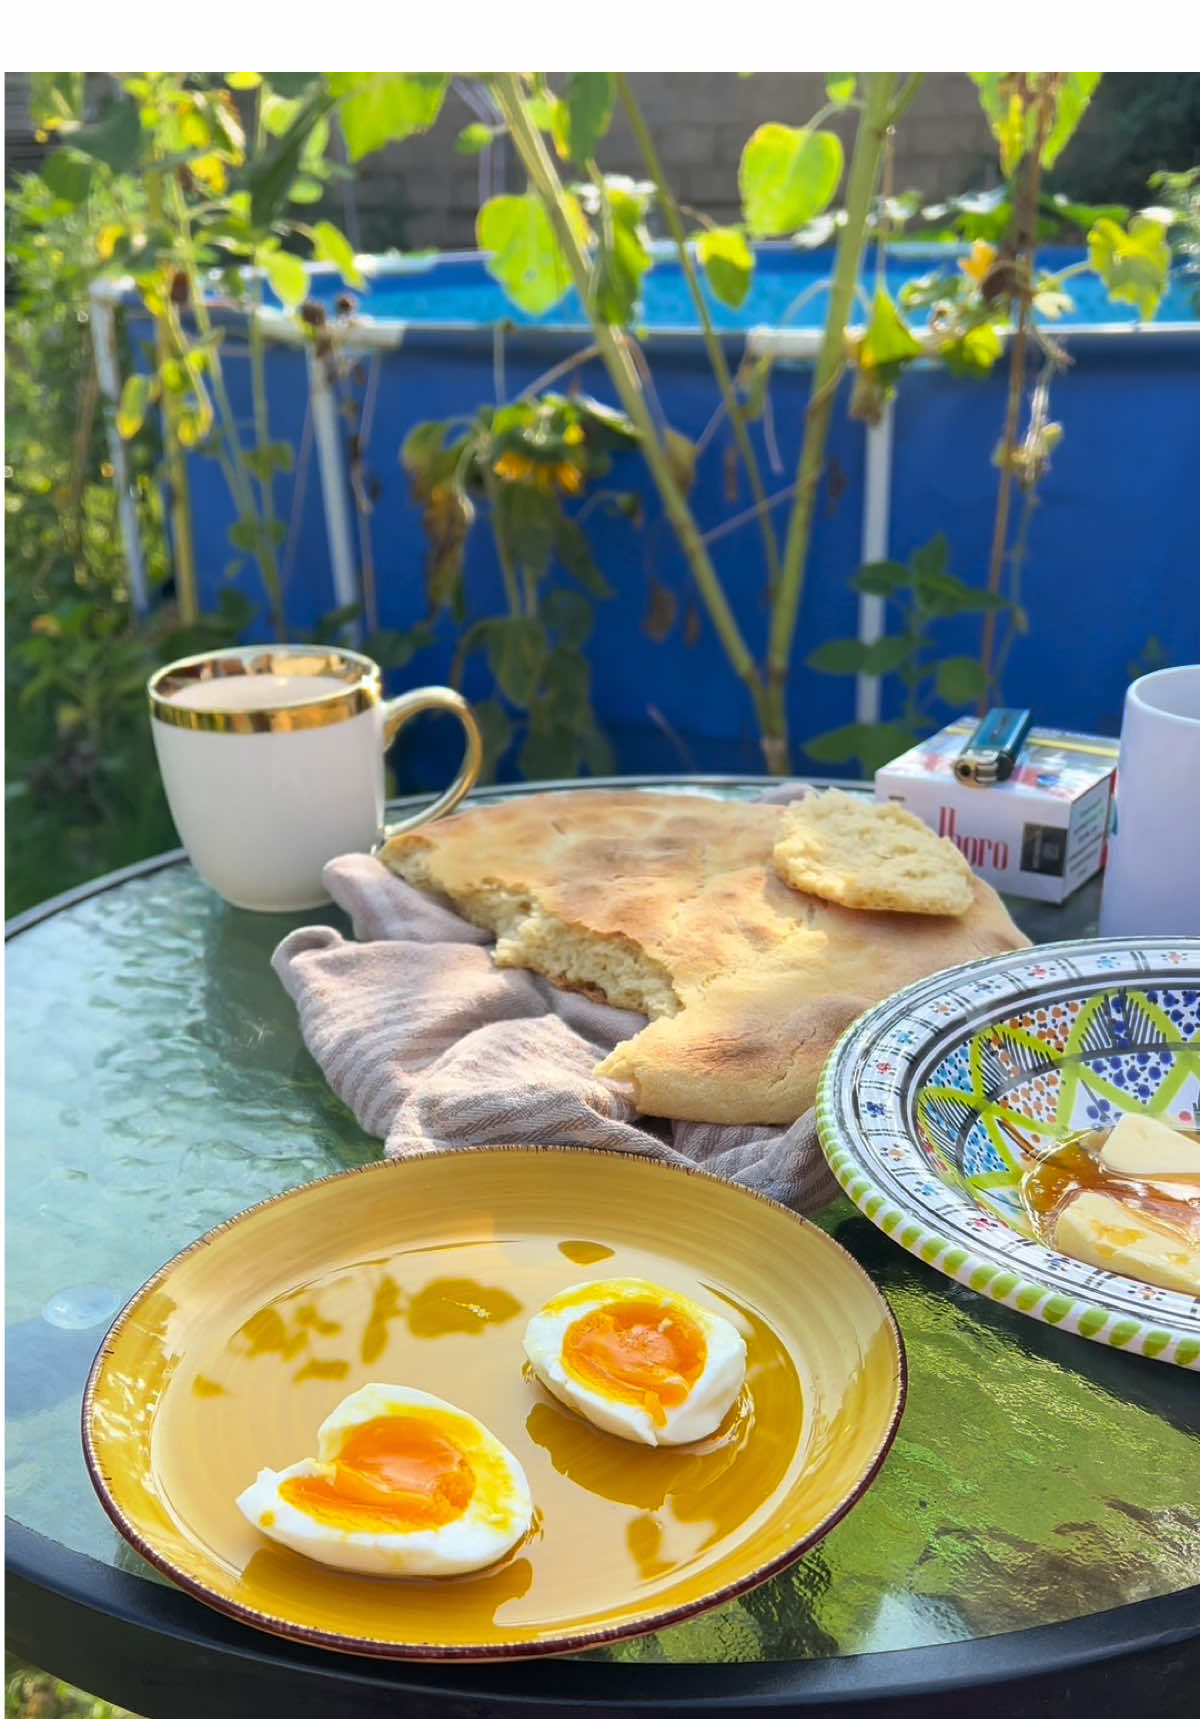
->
[125,247,1200,783]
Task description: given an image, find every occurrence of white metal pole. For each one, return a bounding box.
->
[855,398,895,726]
[305,343,362,644]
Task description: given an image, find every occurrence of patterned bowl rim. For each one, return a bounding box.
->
[816,936,1200,1370]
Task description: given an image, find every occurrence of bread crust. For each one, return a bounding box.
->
[382,791,1028,1124]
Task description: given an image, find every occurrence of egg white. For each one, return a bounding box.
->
[235,1383,533,1577]
[522,1277,747,1447]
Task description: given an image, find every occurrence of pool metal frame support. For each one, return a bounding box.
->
[305,342,365,642]
[857,401,895,728]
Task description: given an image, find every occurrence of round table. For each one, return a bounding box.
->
[7,777,1199,1719]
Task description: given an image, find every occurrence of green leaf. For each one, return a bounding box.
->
[30,73,84,133]
[825,75,857,106]
[228,519,262,553]
[941,320,1005,377]
[247,90,334,230]
[695,226,754,309]
[1040,73,1101,169]
[541,588,595,649]
[807,638,868,675]
[328,73,447,160]
[288,176,325,204]
[543,644,594,720]
[498,484,556,579]
[489,616,547,707]
[561,72,616,165]
[478,192,581,317]
[311,219,365,287]
[859,288,922,370]
[456,123,495,156]
[40,147,93,206]
[262,93,301,137]
[474,697,515,780]
[591,182,651,325]
[910,534,950,582]
[71,98,143,173]
[969,75,1034,177]
[739,123,844,238]
[265,249,308,308]
[805,720,917,773]
[116,373,151,440]
[861,635,916,675]
[519,722,580,782]
[851,560,910,596]
[555,516,614,598]
[366,622,436,671]
[400,420,448,479]
[1088,214,1171,321]
[241,441,295,479]
[803,722,875,764]
[935,656,990,705]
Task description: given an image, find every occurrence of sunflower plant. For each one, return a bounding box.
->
[399,391,642,781]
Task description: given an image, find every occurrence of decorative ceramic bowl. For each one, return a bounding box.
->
[817,938,1200,1369]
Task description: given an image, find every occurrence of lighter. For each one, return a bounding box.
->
[953,708,1034,786]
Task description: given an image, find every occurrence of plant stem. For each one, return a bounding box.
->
[977,84,1055,706]
[492,74,769,746]
[482,468,523,617]
[887,73,926,129]
[248,270,287,638]
[615,72,783,593]
[146,169,199,623]
[768,72,898,747]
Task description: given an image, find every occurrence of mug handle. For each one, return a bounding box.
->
[379,687,483,839]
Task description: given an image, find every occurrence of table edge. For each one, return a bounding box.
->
[7,1522,1198,1714]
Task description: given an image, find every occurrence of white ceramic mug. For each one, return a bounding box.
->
[148,645,482,912]
[1098,664,1200,938]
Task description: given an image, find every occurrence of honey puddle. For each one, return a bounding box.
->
[152,1234,804,1641]
[1021,1127,1200,1286]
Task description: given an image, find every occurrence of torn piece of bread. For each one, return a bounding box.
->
[773,789,975,916]
[381,791,1026,1125]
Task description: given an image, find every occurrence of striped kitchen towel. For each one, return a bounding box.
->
[272,847,839,1216]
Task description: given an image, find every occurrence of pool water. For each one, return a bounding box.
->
[291,245,1200,332]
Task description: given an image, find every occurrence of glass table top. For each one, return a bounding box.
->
[7,781,1199,1667]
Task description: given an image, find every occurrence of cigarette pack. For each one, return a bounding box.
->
[874,718,1118,903]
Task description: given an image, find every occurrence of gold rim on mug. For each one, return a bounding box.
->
[148,645,383,735]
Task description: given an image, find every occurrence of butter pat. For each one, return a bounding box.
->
[1055,1190,1200,1296]
[1098,1114,1200,1181]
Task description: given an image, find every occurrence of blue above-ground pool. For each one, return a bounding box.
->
[115,244,1200,783]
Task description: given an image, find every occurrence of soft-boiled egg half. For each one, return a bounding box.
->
[522,1277,748,1446]
[235,1383,533,1577]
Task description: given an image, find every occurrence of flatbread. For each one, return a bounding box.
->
[381,791,1027,1125]
[773,789,975,916]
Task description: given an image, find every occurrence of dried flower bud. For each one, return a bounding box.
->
[299,300,327,329]
[169,270,189,307]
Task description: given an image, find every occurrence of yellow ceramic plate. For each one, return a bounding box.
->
[83,1147,905,1660]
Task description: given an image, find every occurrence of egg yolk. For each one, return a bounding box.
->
[562,1298,707,1425]
[279,1414,475,1533]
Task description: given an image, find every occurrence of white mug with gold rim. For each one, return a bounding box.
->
[148,645,482,912]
